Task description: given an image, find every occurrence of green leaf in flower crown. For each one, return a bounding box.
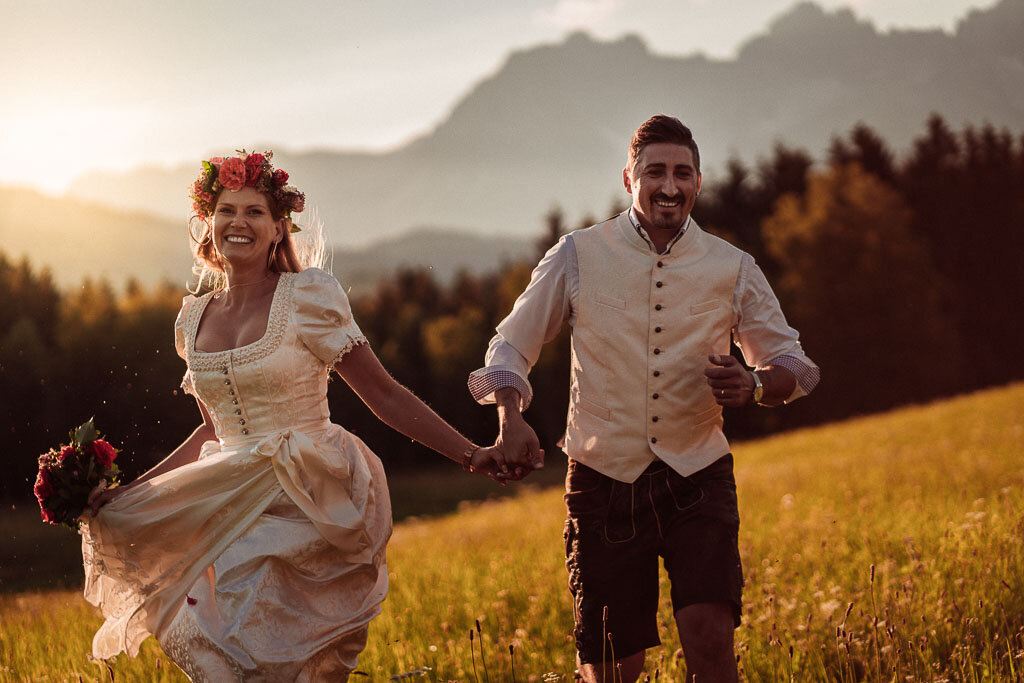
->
[203,160,214,176]
[74,418,98,447]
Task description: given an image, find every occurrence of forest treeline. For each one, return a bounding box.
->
[3,115,1023,500]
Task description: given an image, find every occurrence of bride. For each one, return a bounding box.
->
[83,150,516,681]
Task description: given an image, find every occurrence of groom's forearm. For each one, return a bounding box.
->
[495,387,524,421]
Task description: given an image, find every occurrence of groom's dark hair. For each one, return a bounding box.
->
[628,115,700,175]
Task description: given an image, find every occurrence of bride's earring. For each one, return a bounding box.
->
[189,217,213,246]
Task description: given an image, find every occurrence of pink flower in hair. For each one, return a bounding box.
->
[209,157,224,165]
[218,157,246,191]
[57,445,75,463]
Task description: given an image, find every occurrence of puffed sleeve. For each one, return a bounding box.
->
[173,295,196,396]
[292,268,368,367]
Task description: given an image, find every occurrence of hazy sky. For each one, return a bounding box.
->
[0,0,998,193]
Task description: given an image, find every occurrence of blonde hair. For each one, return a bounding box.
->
[188,189,327,293]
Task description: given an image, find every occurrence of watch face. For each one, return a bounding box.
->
[753,386,764,403]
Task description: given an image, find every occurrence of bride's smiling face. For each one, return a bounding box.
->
[213,187,282,268]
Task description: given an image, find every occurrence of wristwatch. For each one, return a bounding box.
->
[750,371,765,405]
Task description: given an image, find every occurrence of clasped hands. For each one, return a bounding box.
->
[467,410,545,484]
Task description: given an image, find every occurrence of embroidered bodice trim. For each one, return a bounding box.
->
[185,273,296,371]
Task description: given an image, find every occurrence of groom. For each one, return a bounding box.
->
[468,115,819,682]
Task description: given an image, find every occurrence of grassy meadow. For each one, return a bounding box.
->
[3,383,1024,681]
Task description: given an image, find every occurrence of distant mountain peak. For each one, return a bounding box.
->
[65,0,1024,255]
[956,0,1024,59]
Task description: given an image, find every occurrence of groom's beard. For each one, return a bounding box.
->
[647,193,690,232]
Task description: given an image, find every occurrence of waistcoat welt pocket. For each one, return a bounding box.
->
[578,395,611,420]
[595,292,627,310]
[690,299,721,316]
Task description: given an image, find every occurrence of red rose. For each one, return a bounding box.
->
[88,440,118,468]
[218,157,246,191]
[272,169,289,187]
[34,468,55,502]
[57,445,76,463]
[244,153,266,187]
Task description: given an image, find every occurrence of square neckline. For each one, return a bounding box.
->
[191,274,290,356]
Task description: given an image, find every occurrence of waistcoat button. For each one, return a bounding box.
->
[657,261,664,268]
[241,428,249,435]
[655,327,662,333]
[655,304,662,311]
[653,348,661,355]
[656,281,663,288]
[652,393,659,399]
[652,416,659,422]
[224,379,231,385]
[653,370,660,377]
[650,437,658,444]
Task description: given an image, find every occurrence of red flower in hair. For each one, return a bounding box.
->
[88,440,118,468]
[219,157,246,191]
[57,445,75,463]
[272,169,289,187]
[244,153,266,187]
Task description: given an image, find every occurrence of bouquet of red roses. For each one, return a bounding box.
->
[34,418,120,529]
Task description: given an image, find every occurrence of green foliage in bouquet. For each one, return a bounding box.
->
[34,418,121,530]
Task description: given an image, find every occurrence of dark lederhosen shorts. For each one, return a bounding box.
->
[563,454,743,664]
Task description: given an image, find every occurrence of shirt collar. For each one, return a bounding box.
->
[627,208,691,255]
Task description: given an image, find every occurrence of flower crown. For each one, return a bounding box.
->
[190,149,305,232]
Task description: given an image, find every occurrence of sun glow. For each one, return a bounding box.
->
[0,107,156,194]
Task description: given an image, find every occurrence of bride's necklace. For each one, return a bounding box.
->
[213,275,271,300]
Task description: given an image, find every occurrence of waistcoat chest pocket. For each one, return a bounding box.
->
[690,299,721,316]
[594,292,627,310]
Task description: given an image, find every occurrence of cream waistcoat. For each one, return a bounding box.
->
[563,212,744,481]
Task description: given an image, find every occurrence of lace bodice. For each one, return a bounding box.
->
[174,269,366,439]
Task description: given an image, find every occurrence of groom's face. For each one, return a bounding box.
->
[623,142,701,235]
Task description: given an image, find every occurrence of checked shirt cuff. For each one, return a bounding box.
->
[766,354,821,402]
[467,366,533,411]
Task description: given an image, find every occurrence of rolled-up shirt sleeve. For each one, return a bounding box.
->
[467,236,576,410]
[733,254,820,402]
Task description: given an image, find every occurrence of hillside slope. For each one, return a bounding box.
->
[2,384,1022,680]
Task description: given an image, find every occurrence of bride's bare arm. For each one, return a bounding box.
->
[334,343,510,475]
[90,399,216,513]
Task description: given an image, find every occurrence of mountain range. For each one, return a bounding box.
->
[0,188,531,289]
[64,0,1024,249]
[6,0,1023,288]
